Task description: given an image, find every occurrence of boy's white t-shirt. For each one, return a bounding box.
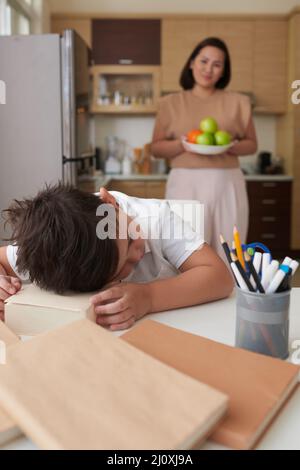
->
[6,191,205,283]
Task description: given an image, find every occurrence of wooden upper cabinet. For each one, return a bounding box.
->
[161,19,208,92]
[207,20,254,93]
[51,18,91,48]
[253,20,288,113]
[92,19,161,65]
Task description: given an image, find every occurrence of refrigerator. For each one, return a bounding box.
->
[0,30,93,244]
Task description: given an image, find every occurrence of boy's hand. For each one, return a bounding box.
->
[0,275,22,321]
[90,282,152,331]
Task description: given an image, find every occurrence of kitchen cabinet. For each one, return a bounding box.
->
[106,180,166,199]
[162,18,254,94]
[253,20,288,114]
[92,19,161,65]
[90,65,160,114]
[161,19,208,92]
[207,20,254,93]
[161,17,288,113]
[51,17,91,47]
[246,180,291,253]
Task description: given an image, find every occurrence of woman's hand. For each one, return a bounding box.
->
[90,282,152,331]
[0,275,22,321]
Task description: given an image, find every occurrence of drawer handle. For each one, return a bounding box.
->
[262,182,277,188]
[261,233,276,239]
[261,216,277,222]
[119,59,133,65]
[262,199,276,205]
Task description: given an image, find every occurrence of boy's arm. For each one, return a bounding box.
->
[0,246,18,277]
[148,244,233,312]
[0,247,22,321]
[91,244,234,331]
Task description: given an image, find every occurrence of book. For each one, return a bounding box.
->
[0,321,22,446]
[4,284,96,336]
[122,319,300,450]
[0,319,228,450]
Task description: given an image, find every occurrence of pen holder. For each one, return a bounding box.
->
[235,287,290,360]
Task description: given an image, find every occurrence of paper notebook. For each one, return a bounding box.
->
[122,319,300,450]
[0,319,228,450]
[4,284,95,336]
[0,322,22,446]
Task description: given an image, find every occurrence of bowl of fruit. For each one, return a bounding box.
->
[182,117,235,155]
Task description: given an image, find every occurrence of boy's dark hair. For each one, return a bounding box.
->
[4,184,119,294]
[179,37,231,90]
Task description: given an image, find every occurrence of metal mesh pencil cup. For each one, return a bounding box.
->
[235,287,290,360]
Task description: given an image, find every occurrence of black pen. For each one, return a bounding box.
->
[230,252,255,292]
[244,251,265,293]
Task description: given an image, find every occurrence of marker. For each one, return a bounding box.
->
[261,260,279,291]
[290,260,299,275]
[252,252,262,277]
[277,267,293,292]
[266,265,291,294]
[231,253,255,292]
[261,253,271,286]
[233,226,245,269]
[244,251,265,293]
[282,256,292,267]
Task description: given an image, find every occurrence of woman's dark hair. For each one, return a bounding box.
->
[179,37,231,90]
[3,184,119,294]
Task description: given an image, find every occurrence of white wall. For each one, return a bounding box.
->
[49,0,300,15]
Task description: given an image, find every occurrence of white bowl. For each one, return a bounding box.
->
[182,137,235,156]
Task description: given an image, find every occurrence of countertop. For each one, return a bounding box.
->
[79,172,293,189]
[2,288,300,450]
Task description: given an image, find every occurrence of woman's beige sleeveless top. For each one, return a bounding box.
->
[155,89,252,169]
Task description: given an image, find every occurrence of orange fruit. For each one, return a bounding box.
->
[187,129,202,143]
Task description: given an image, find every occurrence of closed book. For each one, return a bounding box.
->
[122,319,300,450]
[0,319,228,450]
[4,284,95,336]
[0,322,22,445]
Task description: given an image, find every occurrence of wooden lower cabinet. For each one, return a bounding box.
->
[106,180,166,199]
[246,181,292,254]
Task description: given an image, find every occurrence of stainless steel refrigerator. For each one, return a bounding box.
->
[0,30,93,244]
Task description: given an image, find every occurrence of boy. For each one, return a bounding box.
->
[0,184,233,330]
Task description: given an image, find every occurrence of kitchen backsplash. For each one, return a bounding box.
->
[91,113,279,173]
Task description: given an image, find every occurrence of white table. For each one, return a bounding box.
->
[2,289,300,450]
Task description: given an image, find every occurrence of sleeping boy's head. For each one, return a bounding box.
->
[4,184,146,293]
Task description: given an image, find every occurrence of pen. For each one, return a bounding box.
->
[231,252,255,292]
[244,252,265,293]
[219,234,233,266]
[233,226,245,269]
[230,262,250,291]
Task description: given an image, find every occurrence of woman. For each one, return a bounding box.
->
[151,37,257,261]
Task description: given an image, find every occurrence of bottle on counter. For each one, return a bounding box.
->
[105,155,121,174]
[122,145,133,175]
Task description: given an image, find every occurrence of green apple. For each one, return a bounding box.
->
[214,130,232,146]
[196,132,215,145]
[199,117,218,134]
